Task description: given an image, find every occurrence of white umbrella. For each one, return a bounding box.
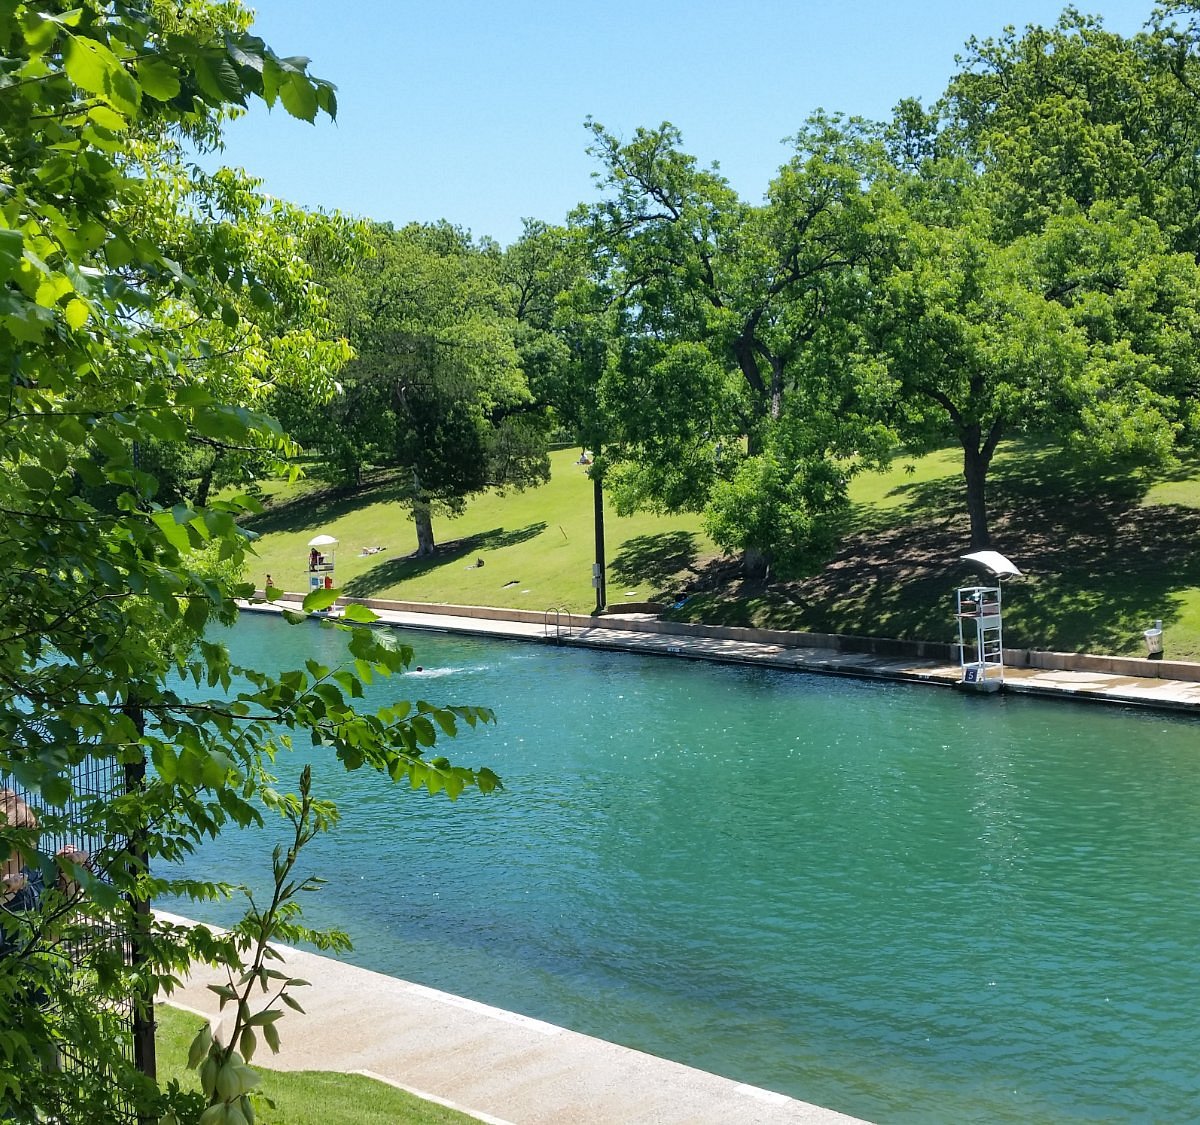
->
[960,550,1021,577]
[307,534,338,547]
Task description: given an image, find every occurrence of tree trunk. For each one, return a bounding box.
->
[743,546,770,583]
[194,453,218,508]
[413,500,436,556]
[593,470,607,614]
[122,699,157,1099]
[961,425,1000,550]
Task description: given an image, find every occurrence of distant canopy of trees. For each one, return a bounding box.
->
[567,6,1200,564]
[280,221,550,555]
[575,116,894,579]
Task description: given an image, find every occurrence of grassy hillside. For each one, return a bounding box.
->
[241,442,1200,660]
[245,449,718,614]
[675,441,1200,660]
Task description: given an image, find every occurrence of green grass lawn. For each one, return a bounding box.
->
[239,441,1200,660]
[156,1004,476,1125]
[244,448,718,614]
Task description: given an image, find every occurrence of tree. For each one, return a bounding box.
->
[866,204,1084,549]
[945,8,1200,253]
[581,118,893,579]
[867,10,1200,548]
[294,222,550,556]
[500,220,620,607]
[0,2,497,1120]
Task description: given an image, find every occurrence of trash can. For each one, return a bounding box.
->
[1144,622,1164,659]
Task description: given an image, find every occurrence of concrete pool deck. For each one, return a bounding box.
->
[247,599,1200,714]
[159,912,866,1125]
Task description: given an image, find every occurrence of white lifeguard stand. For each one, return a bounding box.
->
[307,534,338,597]
[956,551,1021,692]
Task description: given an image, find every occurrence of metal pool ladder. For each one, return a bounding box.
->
[544,606,576,644]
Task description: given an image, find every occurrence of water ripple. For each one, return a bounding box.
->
[177,618,1200,1124]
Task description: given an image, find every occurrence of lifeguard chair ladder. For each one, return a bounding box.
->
[956,584,1004,689]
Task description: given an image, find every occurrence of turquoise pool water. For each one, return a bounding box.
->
[178,614,1200,1123]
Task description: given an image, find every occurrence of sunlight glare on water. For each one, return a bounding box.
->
[177,614,1200,1124]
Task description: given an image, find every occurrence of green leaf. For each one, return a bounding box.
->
[183,596,210,632]
[18,464,55,492]
[34,272,72,309]
[194,50,245,104]
[302,587,339,612]
[186,1023,213,1070]
[261,55,283,107]
[150,509,191,553]
[87,104,128,132]
[63,32,140,118]
[21,11,60,53]
[63,298,89,329]
[339,603,378,624]
[279,73,318,122]
[192,405,249,440]
[411,716,436,747]
[42,774,71,806]
[136,56,181,101]
[0,230,24,283]
[316,82,338,120]
[151,743,178,784]
[227,39,266,75]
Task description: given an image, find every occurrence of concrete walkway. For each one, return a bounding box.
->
[161,915,864,1125]
[249,600,1200,714]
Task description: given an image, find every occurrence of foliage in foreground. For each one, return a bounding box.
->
[0,2,496,1121]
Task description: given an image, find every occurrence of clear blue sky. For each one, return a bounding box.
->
[215,1,1158,246]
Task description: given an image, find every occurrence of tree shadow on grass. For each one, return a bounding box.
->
[244,475,412,538]
[674,442,1200,654]
[847,441,1151,536]
[342,523,547,596]
[610,531,701,588]
[782,444,1200,652]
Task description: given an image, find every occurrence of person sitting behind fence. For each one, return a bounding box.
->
[1,790,88,953]
[1,790,89,1118]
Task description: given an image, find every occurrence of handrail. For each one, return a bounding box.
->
[543,606,576,643]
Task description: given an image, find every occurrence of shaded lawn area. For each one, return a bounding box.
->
[342,522,548,597]
[610,531,703,589]
[673,442,1200,660]
[157,1003,476,1125]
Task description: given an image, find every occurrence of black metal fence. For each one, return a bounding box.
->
[3,755,150,1125]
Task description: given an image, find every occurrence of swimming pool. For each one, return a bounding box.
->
[177,613,1200,1123]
